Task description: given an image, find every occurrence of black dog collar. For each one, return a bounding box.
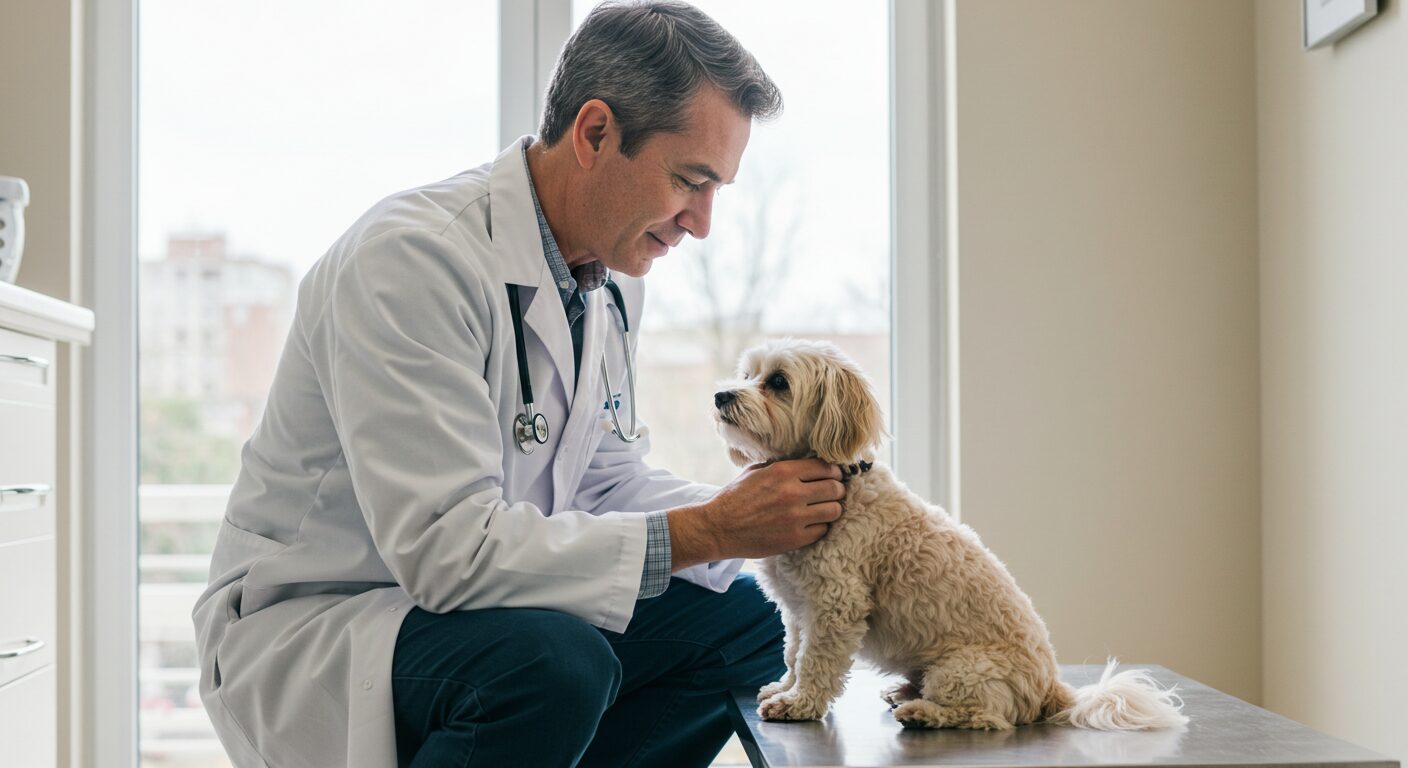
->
[840,460,873,481]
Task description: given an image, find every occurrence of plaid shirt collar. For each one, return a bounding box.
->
[521,138,608,306]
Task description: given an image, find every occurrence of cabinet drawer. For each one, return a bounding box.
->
[0,326,55,408]
[0,664,56,768]
[0,398,56,545]
[0,536,56,688]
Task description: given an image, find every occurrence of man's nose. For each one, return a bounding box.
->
[679,192,715,240]
[714,390,736,409]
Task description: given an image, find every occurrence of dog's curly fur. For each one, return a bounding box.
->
[713,339,1188,730]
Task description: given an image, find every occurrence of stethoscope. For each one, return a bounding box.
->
[506,278,641,454]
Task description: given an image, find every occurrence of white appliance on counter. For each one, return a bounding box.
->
[0,176,31,284]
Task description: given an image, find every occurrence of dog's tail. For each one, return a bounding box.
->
[1042,659,1188,730]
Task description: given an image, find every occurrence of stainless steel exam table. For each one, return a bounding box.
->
[728,664,1398,768]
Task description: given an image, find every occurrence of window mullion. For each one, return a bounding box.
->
[500,0,573,145]
[891,0,955,513]
[84,0,140,765]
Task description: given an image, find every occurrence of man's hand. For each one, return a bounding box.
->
[668,458,845,570]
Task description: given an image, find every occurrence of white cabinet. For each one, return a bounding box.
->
[0,283,93,766]
[0,665,57,767]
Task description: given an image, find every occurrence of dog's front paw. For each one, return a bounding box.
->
[756,679,793,702]
[757,691,829,722]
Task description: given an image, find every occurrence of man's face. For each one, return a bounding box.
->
[577,86,752,277]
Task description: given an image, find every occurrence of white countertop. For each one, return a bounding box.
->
[0,280,95,345]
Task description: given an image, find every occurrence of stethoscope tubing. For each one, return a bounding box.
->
[506,284,535,407]
[507,279,641,454]
[507,284,550,453]
[599,280,641,443]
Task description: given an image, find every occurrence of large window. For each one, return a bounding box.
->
[137,3,498,764]
[570,0,893,486]
[136,2,892,766]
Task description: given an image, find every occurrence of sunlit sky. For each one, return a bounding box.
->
[139,0,891,332]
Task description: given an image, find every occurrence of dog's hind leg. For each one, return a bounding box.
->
[881,674,923,708]
[892,648,1019,730]
[893,700,1012,730]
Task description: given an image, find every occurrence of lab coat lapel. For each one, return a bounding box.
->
[488,136,576,404]
[520,276,576,405]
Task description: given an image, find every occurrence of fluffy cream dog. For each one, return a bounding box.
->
[713,339,1188,731]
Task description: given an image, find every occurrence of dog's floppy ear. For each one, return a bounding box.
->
[810,357,886,464]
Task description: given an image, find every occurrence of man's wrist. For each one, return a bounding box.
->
[666,503,721,571]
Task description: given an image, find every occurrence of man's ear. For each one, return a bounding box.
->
[572,99,614,167]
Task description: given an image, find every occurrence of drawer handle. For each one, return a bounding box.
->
[0,353,50,370]
[0,638,46,659]
[0,484,52,498]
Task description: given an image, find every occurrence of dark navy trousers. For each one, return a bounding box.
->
[391,573,785,767]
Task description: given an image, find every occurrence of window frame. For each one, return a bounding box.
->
[890,0,957,507]
[84,0,139,764]
[84,2,952,764]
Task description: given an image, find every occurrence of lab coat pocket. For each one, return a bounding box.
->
[210,519,287,620]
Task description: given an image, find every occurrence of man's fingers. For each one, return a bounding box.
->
[803,501,843,524]
[788,457,844,481]
[803,479,846,504]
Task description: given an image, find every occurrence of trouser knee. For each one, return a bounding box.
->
[517,611,623,713]
[730,574,787,676]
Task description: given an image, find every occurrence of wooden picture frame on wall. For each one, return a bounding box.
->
[1303,0,1378,49]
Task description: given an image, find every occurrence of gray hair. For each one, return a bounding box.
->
[539,1,782,157]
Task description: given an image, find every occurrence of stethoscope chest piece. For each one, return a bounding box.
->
[514,406,550,455]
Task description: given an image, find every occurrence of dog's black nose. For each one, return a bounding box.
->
[714,390,736,409]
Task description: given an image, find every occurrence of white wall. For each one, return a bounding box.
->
[951,0,1263,702]
[1256,0,1408,762]
[0,0,81,305]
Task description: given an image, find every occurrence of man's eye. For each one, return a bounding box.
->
[675,175,704,193]
[765,372,789,391]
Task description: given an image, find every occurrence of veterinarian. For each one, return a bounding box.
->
[192,2,847,767]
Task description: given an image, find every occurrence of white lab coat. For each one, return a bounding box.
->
[191,137,742,768]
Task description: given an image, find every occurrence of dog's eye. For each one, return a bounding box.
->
[765,372,789,391]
